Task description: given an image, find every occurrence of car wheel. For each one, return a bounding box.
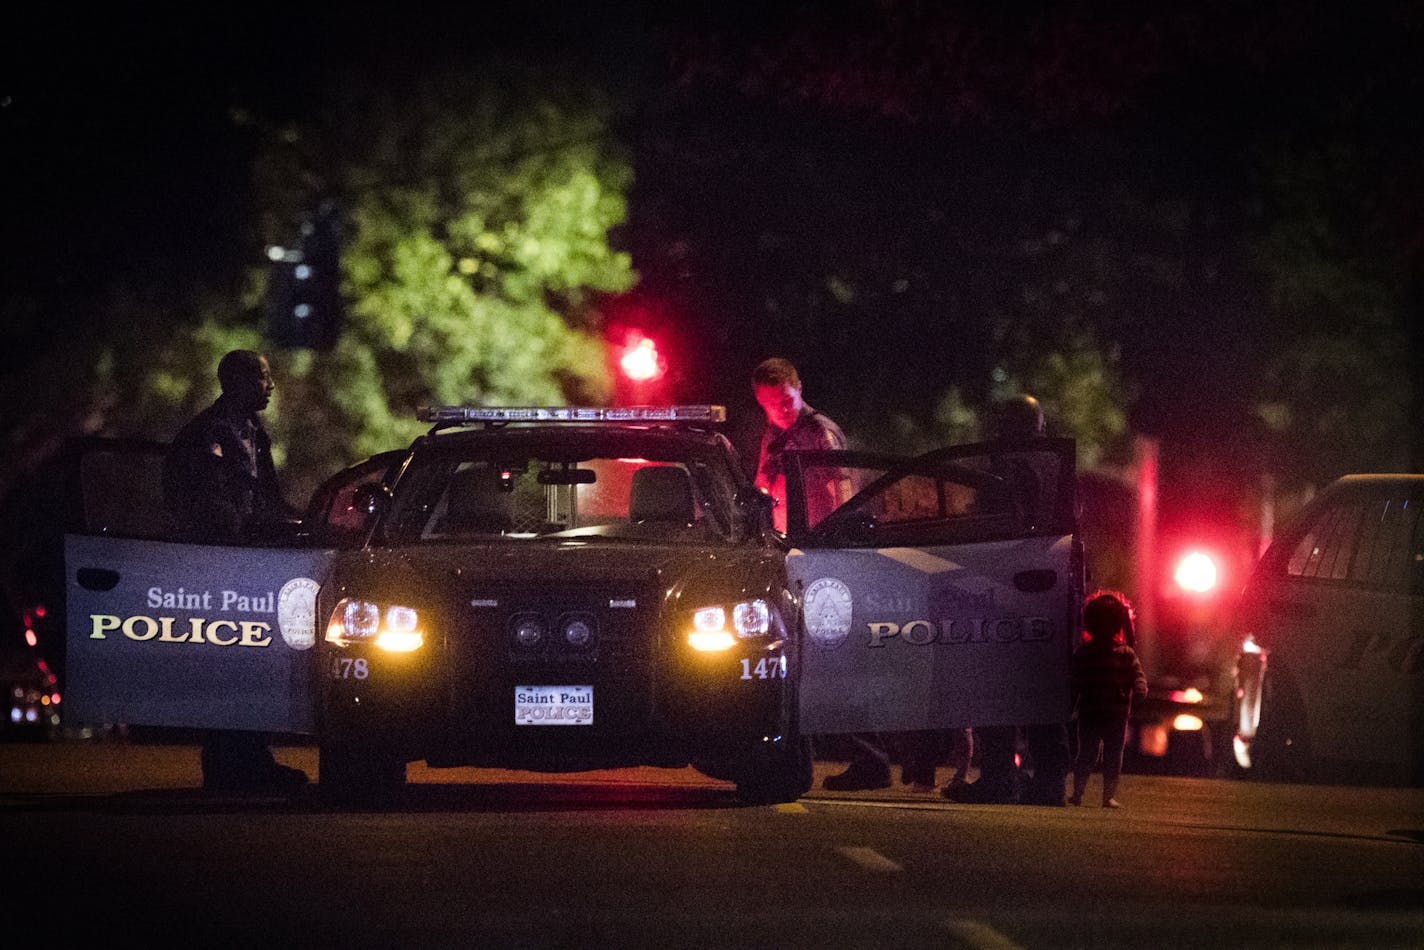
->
[733,734,813,805]
[318,741,407,803]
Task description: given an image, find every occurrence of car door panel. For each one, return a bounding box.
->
[66,534,335,733]
[58,438,383,735]
[790,536,1075,733]
[785,440,1079,735]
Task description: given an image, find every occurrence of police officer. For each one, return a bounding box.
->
[946,394,1070,805]
[162,349,306,791]
[751,358,892,791]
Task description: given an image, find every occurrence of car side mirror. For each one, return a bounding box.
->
[736,487,776,527]
[351,484,392,519]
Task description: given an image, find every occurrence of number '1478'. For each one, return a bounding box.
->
[740,656,787,680]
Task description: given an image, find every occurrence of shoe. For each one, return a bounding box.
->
[1103,798,1121,809]
[204,762,309,792]
[822,763,892,792]
[942,777,1019,804]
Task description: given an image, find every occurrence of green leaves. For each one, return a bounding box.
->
[251,64,637,499]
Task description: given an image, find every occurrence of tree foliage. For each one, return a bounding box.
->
[249,64,636,498]
[0,64,638,506]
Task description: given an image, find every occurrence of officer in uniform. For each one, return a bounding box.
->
[162,349,306,790]
[946,394,1070,805]
[751,357,892,791]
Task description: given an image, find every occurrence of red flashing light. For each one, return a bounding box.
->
[1174,551,1219,594]
[619,335,665,383]
[25,628,37,648]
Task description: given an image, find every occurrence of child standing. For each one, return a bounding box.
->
[1069,591,1149,808]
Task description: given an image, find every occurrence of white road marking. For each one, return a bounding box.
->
[837,846,902,873]
[942,918,1026,950]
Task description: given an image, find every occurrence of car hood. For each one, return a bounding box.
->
[325,540,782,610]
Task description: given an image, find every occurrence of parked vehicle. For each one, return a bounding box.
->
[62,406,1083,803]
[1230,474,1424,786]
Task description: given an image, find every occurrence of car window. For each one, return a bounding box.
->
[1286,487,1423,593]
[78,444,169,540]
[1286,502,1361,582]
[787,440,1074,547]
[1349,492,1422,592]
[383,441,743,545]
[305,451,405,544]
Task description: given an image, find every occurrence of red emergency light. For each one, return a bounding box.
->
[619,335,665,383]
[1173,551,1219,594]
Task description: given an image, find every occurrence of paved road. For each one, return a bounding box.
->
[3,740,1422,948]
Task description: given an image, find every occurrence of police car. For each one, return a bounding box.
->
[1230,474,1424,786]
[64,407,1081,804]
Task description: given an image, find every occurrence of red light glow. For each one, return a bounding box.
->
[25,629,37,648]
[1174,551,1219,593]
[619,336,664,383]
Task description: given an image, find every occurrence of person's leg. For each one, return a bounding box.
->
[823,733,892,790]
[1101,719,1128,806]
[1022,722,1069,805]
[1069,720,1101,805]
[202,730,306,791]
[899,729,943,790]
[945,725,1019,802]
[948,728,973,787]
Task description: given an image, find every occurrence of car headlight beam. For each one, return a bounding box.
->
[326,597,425,651]
[687,599,772,651]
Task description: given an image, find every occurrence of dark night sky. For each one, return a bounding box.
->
[4,2,1418,524]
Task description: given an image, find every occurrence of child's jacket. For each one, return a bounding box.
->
[1072,639,1148,721]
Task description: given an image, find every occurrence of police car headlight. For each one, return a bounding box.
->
[687,601,769,651]
[733,599,770,637]
[688,606,733,651]
[377,606,424,653]
[693,607,726,633]
[326,598,425,652]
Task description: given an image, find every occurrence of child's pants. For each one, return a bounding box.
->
[1072,716,1128,803]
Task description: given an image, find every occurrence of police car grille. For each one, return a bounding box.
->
[456,585,656,735]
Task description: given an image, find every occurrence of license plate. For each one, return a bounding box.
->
[515,685,593,726]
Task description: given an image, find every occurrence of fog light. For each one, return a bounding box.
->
[375,630,424,652]
[565,619,592,647]
[513,615,545,649]
[689,630,736,652]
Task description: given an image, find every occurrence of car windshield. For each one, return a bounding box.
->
[382,431,747,546]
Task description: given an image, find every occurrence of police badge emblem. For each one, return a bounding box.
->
[276,577,321,650]
[804,577,853,649]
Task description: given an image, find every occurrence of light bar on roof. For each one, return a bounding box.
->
[418,406,726,424]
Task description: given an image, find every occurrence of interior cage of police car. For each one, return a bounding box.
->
[380,432,752,544]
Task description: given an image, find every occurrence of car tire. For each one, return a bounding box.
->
[318,741,407,803]
[733,734,814,805]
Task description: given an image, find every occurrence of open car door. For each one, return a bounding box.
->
[785,438,1082,734]
[61,441,386,734]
